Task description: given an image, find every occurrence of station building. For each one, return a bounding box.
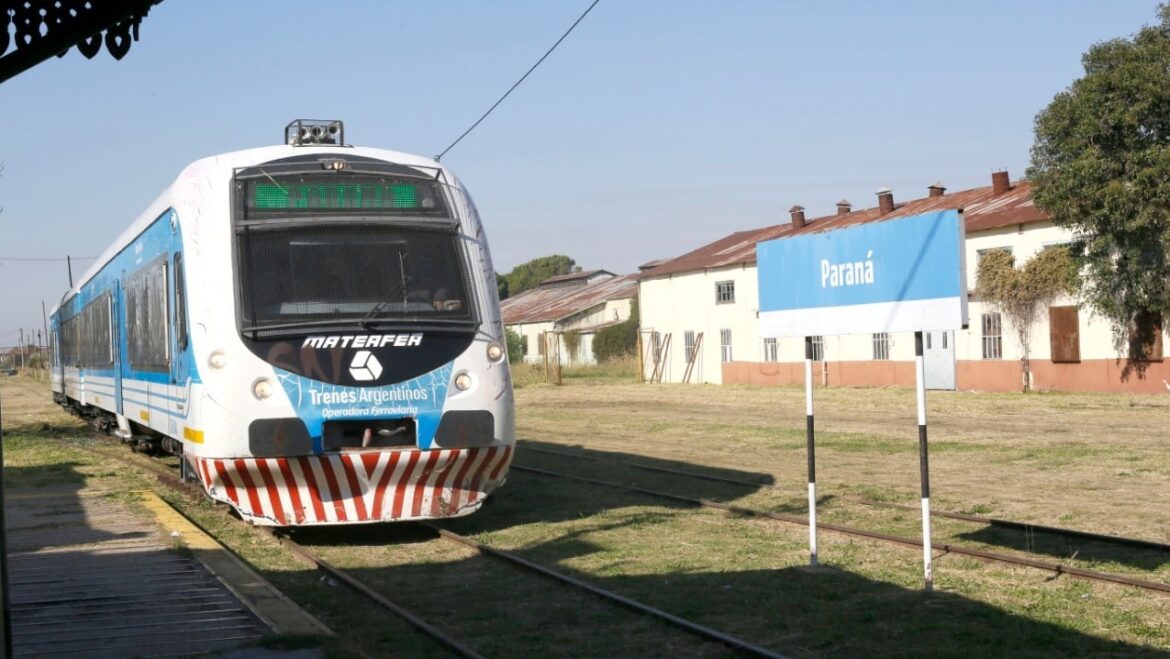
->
[638,172,1169,393]
[501,270,638,366]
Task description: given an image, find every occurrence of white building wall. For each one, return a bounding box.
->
[507,297,635,367]
[512,320,556,365]
[640,264,761,384]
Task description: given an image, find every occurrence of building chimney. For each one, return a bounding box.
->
[991,170,1011,195]
[876,187,894,214]
[788,205,806,228]
[928,182,946,198]
[836,199,852,215]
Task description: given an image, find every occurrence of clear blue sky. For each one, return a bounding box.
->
[0,0,1160,344]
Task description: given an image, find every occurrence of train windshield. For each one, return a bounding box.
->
[237,224,476,332]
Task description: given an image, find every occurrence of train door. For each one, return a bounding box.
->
[112,281,124,414]
[170,252,190,402]
[923,330,956,390]
[52,324,62,384]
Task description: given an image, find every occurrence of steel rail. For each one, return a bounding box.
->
[74,445,486,659]
[513,464,1170,595]
[519,443,1170,554]
[78,443,785,657]
[419,523,787,659]
[268,532,486,659]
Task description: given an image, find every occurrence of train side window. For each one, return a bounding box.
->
[126,256,171,371]
[174,252,188,351]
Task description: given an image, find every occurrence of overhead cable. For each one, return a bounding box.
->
[434,0,601,161]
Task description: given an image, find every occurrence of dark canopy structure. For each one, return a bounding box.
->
[1,0,163,84]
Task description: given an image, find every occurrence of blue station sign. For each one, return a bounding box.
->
[757,209,968,337]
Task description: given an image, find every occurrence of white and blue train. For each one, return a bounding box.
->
[50,120,515,525]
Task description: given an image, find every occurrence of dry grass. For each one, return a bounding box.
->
[514,380,1170,542]
[6,373,1170,656]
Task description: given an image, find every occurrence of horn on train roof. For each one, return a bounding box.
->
[285,119,345,146]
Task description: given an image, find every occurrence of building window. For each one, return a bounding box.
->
[684,330,696,362]
[872,332,890,360]
[521,334,529,356]
[763,337,778,362]
[982,313,1003,359]
[538,332,546,356]
[976,246,1013,265]
[720,329,733,363]
[810,335,824,361]
[1049,306,1080,363]
[715,280,735,304]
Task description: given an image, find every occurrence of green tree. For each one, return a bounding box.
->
[500,255,579,299]
[505,328,524,363]
[592,297,639,362]
[976,248,1079,392]
[496,273,509,301]
[1028,5,1170,361]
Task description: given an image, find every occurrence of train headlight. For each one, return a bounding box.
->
[252,378,274,400]
[209,350,227,369]
[454,372,473,391]
[486,341,505,362]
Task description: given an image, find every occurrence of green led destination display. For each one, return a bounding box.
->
[251,182,422,211]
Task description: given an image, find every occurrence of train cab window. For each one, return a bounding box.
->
[174,252,188,351]
[126,257,171,371]
[238,224,477,331]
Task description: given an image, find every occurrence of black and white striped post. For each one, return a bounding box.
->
[913,331,933,592]
[804,336,818,566]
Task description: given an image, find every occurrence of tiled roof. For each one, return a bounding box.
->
[501,273,638,325]
[641,179,1046,280]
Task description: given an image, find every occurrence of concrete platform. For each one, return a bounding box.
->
[5,485,328,657]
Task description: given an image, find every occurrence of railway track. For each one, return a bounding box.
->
[519,442,1170,555]
[510,460,1170,596]
[77,441,788,659]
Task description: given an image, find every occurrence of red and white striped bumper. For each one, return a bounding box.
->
[194,445,513,526]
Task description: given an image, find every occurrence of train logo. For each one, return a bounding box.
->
[349,351,383,382]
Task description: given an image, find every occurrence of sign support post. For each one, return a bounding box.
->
[804,336,817,566]
[756,209,966,582]
[914,331,933,592]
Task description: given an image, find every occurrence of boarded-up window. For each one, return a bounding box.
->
[1129,311,1164,362]
[1049,306,1080,363]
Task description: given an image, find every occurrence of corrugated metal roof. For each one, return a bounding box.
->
[539,269,615,286]
[641,179,1046,280]
[501,273,638,325]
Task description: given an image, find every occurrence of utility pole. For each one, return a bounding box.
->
[17,329,23,374]
[41,301,49,366]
